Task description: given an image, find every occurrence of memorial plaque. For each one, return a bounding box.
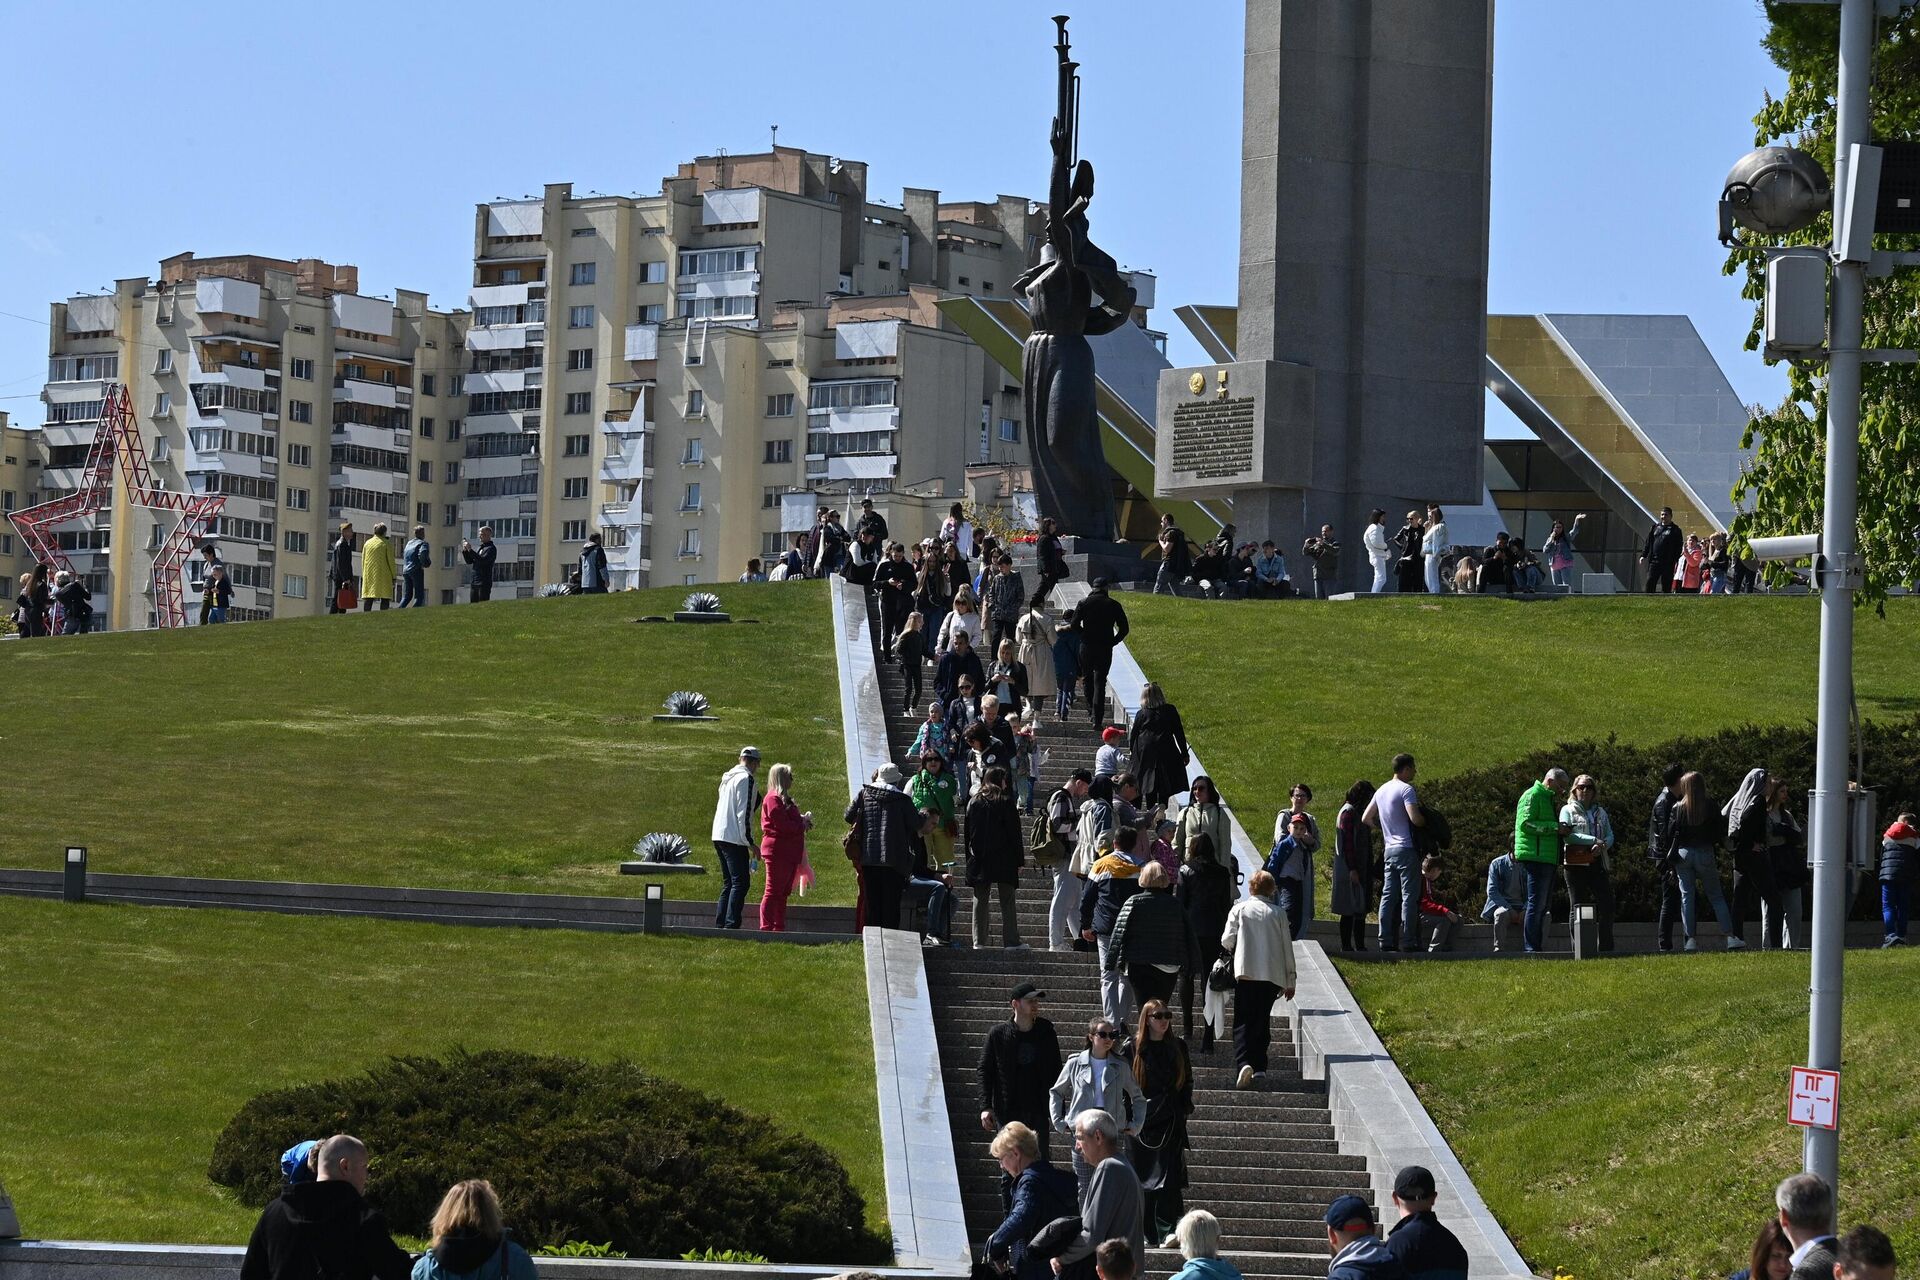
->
[1154,359,1315,499]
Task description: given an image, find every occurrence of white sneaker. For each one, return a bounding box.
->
[1683,939,1698,952]
[1235,1065,1255,1089]
[1726,937,1747,950]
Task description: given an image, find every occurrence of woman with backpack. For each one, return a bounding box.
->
[411,1180,538,1280]
[966,765,1026,948]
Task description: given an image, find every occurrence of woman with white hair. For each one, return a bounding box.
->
[758,763,813,933]
[1166,1210,1242,1280]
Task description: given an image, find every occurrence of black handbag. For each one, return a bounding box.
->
[1206,956,1235,992]
[1028,1215,1084,1261]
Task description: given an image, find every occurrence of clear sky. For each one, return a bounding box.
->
[0,0,1789,431]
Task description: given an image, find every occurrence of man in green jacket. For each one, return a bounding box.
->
[1514,769,1572,953]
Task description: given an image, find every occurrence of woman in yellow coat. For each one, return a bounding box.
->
[359,522,398,610]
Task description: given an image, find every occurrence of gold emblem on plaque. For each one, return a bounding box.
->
[1188,372,1206,396]
[1217,369,1230,399]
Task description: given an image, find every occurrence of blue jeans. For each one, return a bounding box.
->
[1883,881,1910,941]
[398,568,426,607]
[1521,859,1555,952]
[207,607,228,624]
[1276,877,1307,941]
[1378,848,1420,950]
[713,841,752,928]
[908,875,954,941]
[1675,845,1732,938]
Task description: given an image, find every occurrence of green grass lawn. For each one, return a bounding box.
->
[0,897,881,1246]
[1337,949,1920,1280]
[1123,594,1920,878]
[0,582,853,904]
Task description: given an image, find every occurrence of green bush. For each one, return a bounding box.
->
[208,1050,889,1265]
[1420,715,1920,922]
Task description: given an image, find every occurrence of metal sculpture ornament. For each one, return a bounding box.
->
[1014,14,1134,544]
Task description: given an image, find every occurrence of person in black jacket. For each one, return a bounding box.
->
[460,527,498,603]
[980,983,1064,1162]
[240,1134,411,1280]
[53,570,93,635]
[854,497,889,546]
[1640,506,1684,593]
[874,542,917,659]
[1383,1165,1469,1280]
[1107,862,1201,1015]
[1035,516,1069,606]
[578,533,610,593]
[328,524,356,614]
[966,767,1027,947]
[1648,763,1686,952]
[1072,580,1130,728]
[984,1122,1078,1280]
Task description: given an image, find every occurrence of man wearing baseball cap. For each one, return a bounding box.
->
[711,747,762,929]
[1324,1194,1406,1279]
[1383,1166,1467,1280]
[980,982,1064,1189]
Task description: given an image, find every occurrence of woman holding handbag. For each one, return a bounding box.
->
[329,522,357,614]
[758,762,813,932]
[1128,997,1194,1248]
[1220,870,1295,1090]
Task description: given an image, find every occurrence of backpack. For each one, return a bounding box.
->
[1029,790,1069,865]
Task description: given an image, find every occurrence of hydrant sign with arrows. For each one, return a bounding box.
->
[1788,1066,1840,1130]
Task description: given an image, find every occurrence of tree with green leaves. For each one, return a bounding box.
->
[1729,3,1920,605]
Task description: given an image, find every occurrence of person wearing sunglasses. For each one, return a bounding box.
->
[1048,1017,1143,1200]
[1559,773,1617,954]
[1128,999,1194,1247]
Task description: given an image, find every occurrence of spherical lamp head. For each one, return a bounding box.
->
[1723,146,1831,236]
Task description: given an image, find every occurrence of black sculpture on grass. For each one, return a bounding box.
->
[1016,14,1135,544]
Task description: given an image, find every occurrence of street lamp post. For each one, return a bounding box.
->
[1801,0,1873,1201]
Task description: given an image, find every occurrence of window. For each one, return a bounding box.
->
[570,262,597,286]
[416,502,431,525]
[283,574,308,600]
[441,589,456,604]
[565,391,591,415]
[958,275,971,286]
[764,439,792,463]
[678,247,756,275]
[288,399,311,424]
[418,417,434,439]
[444,504,459,527]
[679,528,701,557]
[683,437,704,464]
[681,482,701,511]
[806,429,894,457]
[153,349,173,374]
[567,347,593,371]
[766,393,794,417]
[762,485,786,509]
[467,388,541,415]
[286,443,311,466]
[151,436,171,462]
[562,519,588,541]
[564,434,590,456]
[563,477,588,500]
[687,389,705,417]
[571,226,595,238]
[443,546,456,569]
[568,305,594,329]
[444,461,461,483]
[285,531,309,554]
[152,392,172,417]
[286,488,311,511]
[877,259,891,271]
[762,531,785,557]
[983,281,995,294]
[291,358,314,380]
[636,303,665,324]
[47,354,120,382]
[639,260,666,284]
[448,419,463,441]
[419,461,432,482]
[421,373,436,397]
[808,378,896,411]
[998,417,1020,442]
[675,294,756,320]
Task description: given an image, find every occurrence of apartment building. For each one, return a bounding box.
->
[465,146,1060,591]
[34,254,469,628]
[0,411,39,589]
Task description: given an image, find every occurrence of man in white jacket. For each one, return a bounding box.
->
[1363,509,1392,593]
[711,746,762,929]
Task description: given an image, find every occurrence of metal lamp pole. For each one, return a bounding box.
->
[1804,0,1872,1200]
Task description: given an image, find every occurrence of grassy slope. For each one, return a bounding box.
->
[0,583,853,904]
[1338,950,1920,1280]
[0,897,880,1245]
[1123,595,1920,861]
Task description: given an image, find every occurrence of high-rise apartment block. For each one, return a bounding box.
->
[467,147,1052,590]
[31,253,469,628]
[17,145,1164,623]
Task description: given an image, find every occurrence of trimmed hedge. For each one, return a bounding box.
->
[1420,715,1920,922]
[208,1050,889,1264]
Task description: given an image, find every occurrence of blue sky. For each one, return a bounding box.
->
[0,1,1788,430]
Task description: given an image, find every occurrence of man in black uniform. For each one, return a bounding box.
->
[1072,579,1130,727]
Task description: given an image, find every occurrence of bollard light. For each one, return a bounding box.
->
[642,882,664,935]
[63,846,87,904]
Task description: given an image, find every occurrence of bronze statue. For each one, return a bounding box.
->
[1015,15,1134,544]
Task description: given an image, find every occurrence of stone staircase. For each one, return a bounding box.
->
[863,592,1364,1280]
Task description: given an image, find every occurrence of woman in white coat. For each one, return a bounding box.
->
[1421,504,1448,595]
[1221,870,1296,1089]
[1014,601,1058,722]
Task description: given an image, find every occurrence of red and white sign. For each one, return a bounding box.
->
[1788,1067,1840,1130]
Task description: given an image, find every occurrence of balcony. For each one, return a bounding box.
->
[332,377,413,409]
[600,414,654,437]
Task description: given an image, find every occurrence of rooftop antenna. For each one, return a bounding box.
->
[770,124,779,150]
